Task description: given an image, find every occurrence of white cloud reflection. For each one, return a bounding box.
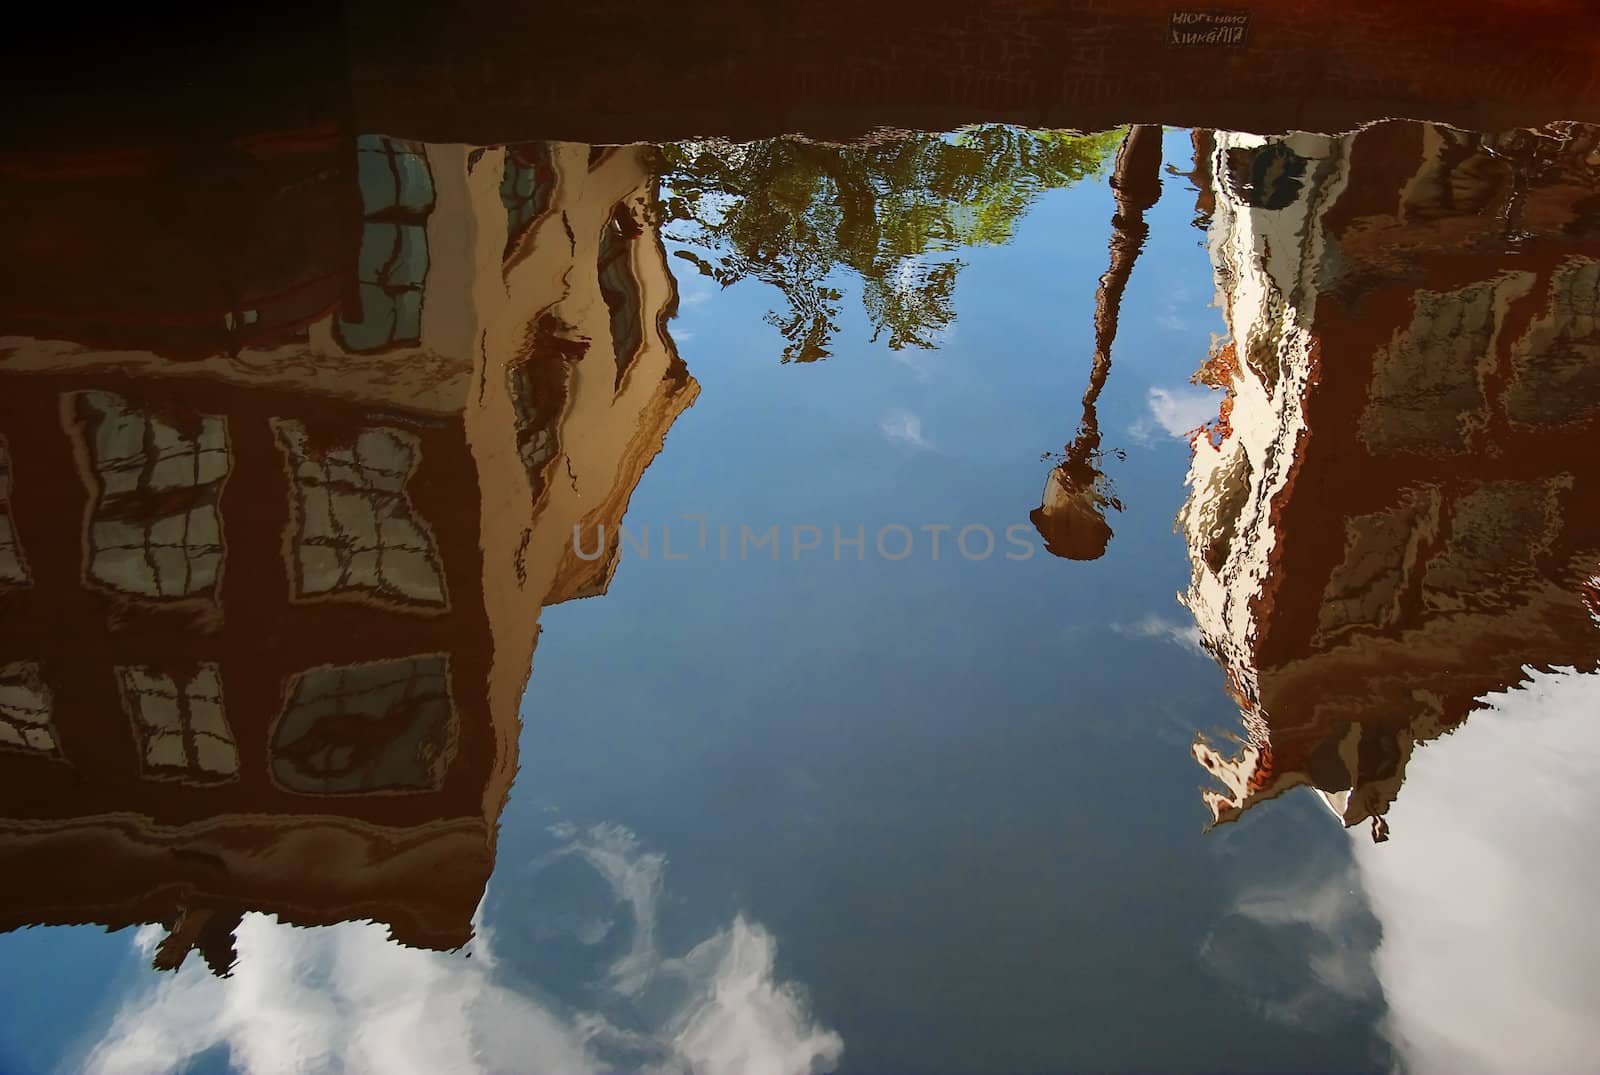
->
[1129,385,1218,446]
[1352,668,1600,1074]
[878,408,932,450]
[1208,857,1381,1036]
[1220,667,1600,1072]
[86,823,842,1075]
[1111,613,1205,656]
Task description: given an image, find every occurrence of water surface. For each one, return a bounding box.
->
[2,115,1599,1074]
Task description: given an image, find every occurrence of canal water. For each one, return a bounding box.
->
[1,118,1598,1074]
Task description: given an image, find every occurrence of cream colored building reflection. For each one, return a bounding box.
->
[1182,122,1600,839]
[0,136,697,973]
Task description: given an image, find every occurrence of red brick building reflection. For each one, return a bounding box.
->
[1184,122,1600,838]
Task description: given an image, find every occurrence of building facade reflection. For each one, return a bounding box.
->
[0,134,698,974]
[1184,121,1600,838]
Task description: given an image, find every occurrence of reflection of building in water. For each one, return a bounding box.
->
[0,135,697,973]
[1183,121,1600,839]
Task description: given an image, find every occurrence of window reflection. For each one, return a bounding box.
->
[501,143,555,264]
[598,203,645,387]
[0,661,59,758]
[1361,276,1530,456]
[70,391,228,600]
[0,439,28,587]
[1223,141,1308,210]
[1505,258,1600,429]
[274,421,447,608]
[337,135,436,353]
[116,664,239,783]
[508,314,585,505]
[271,655,455,794]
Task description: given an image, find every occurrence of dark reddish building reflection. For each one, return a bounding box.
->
[1183,122,1600,839]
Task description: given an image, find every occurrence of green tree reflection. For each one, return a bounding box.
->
[661,127,1123,363]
